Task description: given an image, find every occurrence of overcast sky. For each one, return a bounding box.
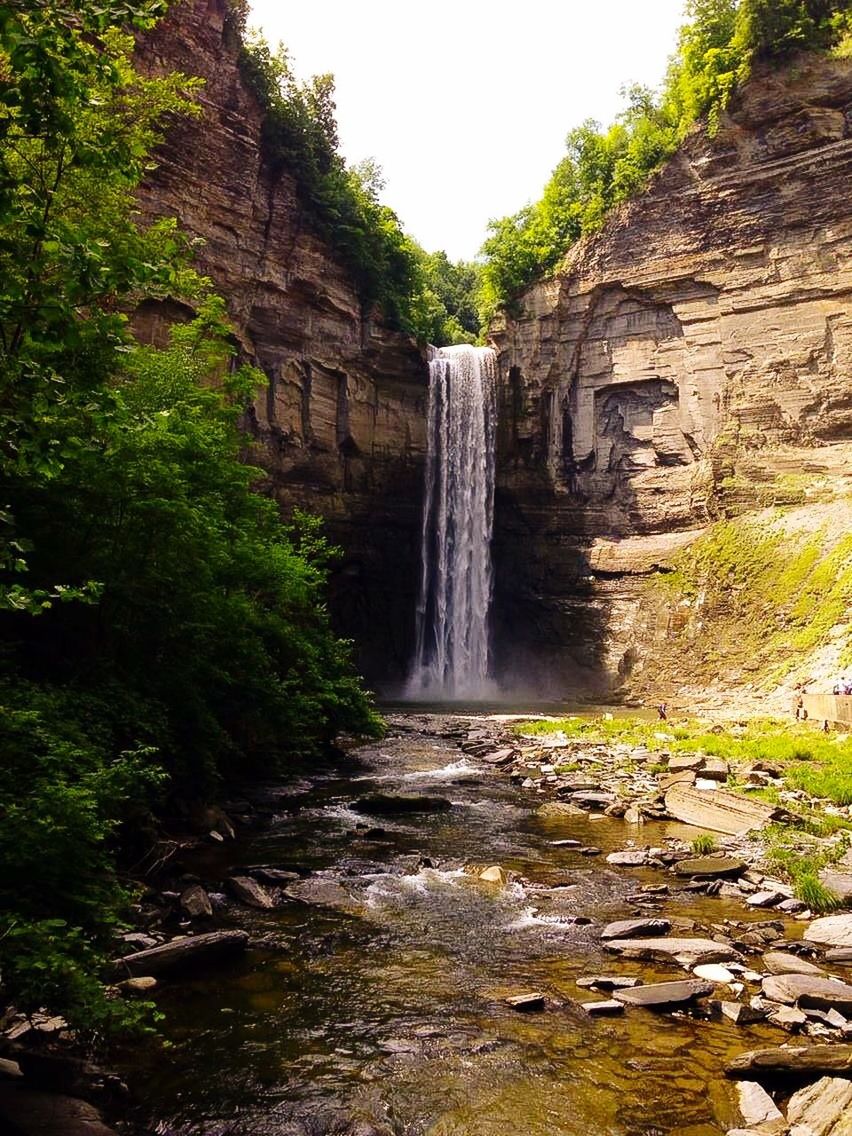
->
[247,0,686,261]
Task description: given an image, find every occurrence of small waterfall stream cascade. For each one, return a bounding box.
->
[407,345,498,699]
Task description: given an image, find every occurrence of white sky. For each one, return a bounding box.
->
[247,1,687,261]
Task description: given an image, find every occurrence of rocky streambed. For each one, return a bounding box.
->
[5,711,852,1136]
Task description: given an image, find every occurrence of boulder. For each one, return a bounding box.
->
[601,918,671,940]
[737,1081,783,1128]
[613,979,714,1008]
[0,1087,117,1136]
[805,916,852,950]
[284,878,355,911]
[112,930,249,977]
[726,1044,852,1078]
[674,856,746,879]
[763,952,826,977]
[665,784,779,835]
[227,876,276,909]
[117,976,157,995]
[786,1076,852,1135]
[180,884,213,918]
[478,865,508,885]
[761,973,852,1013]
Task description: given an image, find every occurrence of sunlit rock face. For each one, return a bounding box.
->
[492,55,852,693]
[134,0,428,685]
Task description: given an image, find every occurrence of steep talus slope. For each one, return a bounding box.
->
[135,0,428,684]
[491,56,852,699]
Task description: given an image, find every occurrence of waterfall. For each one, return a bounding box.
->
[407,345,498,700]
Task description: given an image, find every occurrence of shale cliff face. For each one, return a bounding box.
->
[492,56,852,694]
[135,0,428,685]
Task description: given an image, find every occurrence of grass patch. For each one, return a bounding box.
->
[761,824,848,913]
[515,715,852,806]
[691,835,716,855]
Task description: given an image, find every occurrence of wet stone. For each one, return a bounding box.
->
[580,999,624,1016]
[601,918,671,940]
[674,856,746,879]
[720,1000,767,1025]
[762,951,826,977]
[576,976,642,991]
[605,850,649,867]
[761,972,852,1013]
[613,979,714,1009]
[505,993,546,1012]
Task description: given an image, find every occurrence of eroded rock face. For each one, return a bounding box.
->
[135,0,428,685]
[492,55,852,691]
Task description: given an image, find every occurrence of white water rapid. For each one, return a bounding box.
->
[406,345,498,699]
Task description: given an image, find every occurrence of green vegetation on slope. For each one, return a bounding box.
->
[0,0,380,1038]
[478,0,852,321]
[657,518,852,683]
[231,8,479,345]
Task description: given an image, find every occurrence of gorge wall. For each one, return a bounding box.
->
[134,0,428,685]
[491,54,852,697]
[137,1,852,698]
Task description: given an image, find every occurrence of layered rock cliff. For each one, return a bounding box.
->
[134,0,428,685]
[491,55,852,697]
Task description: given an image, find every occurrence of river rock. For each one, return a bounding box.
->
[763,952,826,977]
[737,1081,784,1128]
[805,916,852,950]
[726,1044,852,1078]
[720,1000,767,1025]
[693,963,737,984]
[0,1087,118,1136]
[352,794,452,815]
[481,748,517,765]
[668,754,703,771]
[505,993,545,1012]
[665,784,779,835]
[576,976,642,990]
[786,1076,852,1135]
[605,850,649,866]
[180,884,213,918]
[674,856,746,879]
[479,865,508,885]
[570,791,617,808]
[284,878,354,910]
[827,949,852,964]
[581,999,624,1015]
[761,973,852,1013]
[537,801,585,819]
[601,918,671,940]
[746,891,785,908]
[227,875,275,909]
[605,937,739,965]
[112,930,249,977]
[613,979,714,1008]
[117,976,158,994]
[701,757,729,782]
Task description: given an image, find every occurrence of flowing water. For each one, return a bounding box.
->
[129,714,789,1136]
[407,347,498,700]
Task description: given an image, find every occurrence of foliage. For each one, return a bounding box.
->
[763,825,848,911]
[234,27,479,343]
[0,1,382,1037]
[691,834,717,854]
[478,0,852,320]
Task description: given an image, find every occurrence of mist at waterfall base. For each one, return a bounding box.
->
[405,345,499,702]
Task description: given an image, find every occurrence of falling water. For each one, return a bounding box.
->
[407,345,498,699]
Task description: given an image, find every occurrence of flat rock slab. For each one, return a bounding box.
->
[786,1076,852,1136]
[805,915,852,950]
[481,748,517,765]
[570,791,617,807]
[763,952,826,977]
[701,757,729,781]
[761,973,852,1013]
[112,930,249,977]
[576,975,642,990]
[726,1044,852,1078]
[665,784,778,836]
[505,993,545,1012]
[819,869,852,903]
[721,1001,767,1025]
[601,918,671,940]
[352,794,452,815]
[284,879,355,911]
[674,856,746,879]
[537,801,585,819]
[668,754,703,772]
[604,937,738,965]
[737,1081,784,1128]
[605,850,649,867]
[613,979,714,1009]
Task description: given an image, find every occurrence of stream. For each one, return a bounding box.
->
[129,712,787,1136]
